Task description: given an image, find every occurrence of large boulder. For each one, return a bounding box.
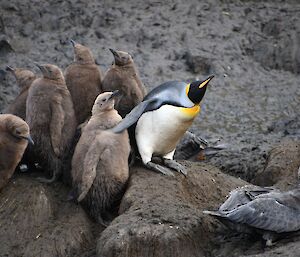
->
[253,139,300,190]
[97,161,246,257]
[0,175,96,257]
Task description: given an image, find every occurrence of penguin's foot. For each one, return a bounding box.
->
[163,159,187,176]
[146,161,175,176]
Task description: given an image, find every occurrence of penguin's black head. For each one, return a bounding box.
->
[187,76,214,104]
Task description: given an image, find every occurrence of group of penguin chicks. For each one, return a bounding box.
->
[1,40,213,226]
[1,40,299,247]
[1,41,146,225]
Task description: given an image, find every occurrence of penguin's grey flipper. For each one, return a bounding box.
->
[146,161,175,176]
[163,159,187,176]
[112,99,156,133]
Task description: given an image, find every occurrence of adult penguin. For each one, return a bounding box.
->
[112,75,213,176]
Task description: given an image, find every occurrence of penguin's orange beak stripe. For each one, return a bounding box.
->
[185,84,190,96]
[199,76,214,88]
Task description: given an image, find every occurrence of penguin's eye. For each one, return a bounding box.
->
[102,99,106,102]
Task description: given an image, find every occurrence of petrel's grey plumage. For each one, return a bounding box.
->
[204,185,300,245]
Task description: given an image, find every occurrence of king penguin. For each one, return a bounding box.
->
[112,75,213,176]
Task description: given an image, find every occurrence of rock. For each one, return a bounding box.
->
[96,162,246,257]
[261,18,282,38]
[0,38,14,57]
[268,116,300,137]
[184,51,212,75]
[21,22,35,37]
[253,139,300,190]
[249,18,300,74]
[0,175,96,257]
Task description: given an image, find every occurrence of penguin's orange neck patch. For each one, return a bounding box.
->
[180,105,200,118]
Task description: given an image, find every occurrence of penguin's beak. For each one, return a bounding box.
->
[199,75,214,89]
[109,48,120,59]
[27,135,34,145]
[20,135,34,145]
[34,62,44,71]
[6,66,14,72]
[34,63,48,77]
[70,39,76,47]
[109,90,122,100]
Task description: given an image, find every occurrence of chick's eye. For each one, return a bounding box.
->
[102,99,106,102]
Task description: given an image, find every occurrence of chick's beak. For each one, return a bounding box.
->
[70,39,76,47]
[22,135,34,145]
[109,90,122,100]
[109,48,120,59]
[34,63,49,77]
[6,66,14,72]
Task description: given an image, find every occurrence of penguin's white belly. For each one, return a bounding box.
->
[135,104,197,160]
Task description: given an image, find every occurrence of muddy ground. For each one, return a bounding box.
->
[1,0,300,180]
[0,0,300,256]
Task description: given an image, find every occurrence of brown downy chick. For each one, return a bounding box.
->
[0,114,34,190]
[71,91,130,226]
[26,63,77,183]
[4,66,36,120]
[102,49,147,117]
[65,40,103,124]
